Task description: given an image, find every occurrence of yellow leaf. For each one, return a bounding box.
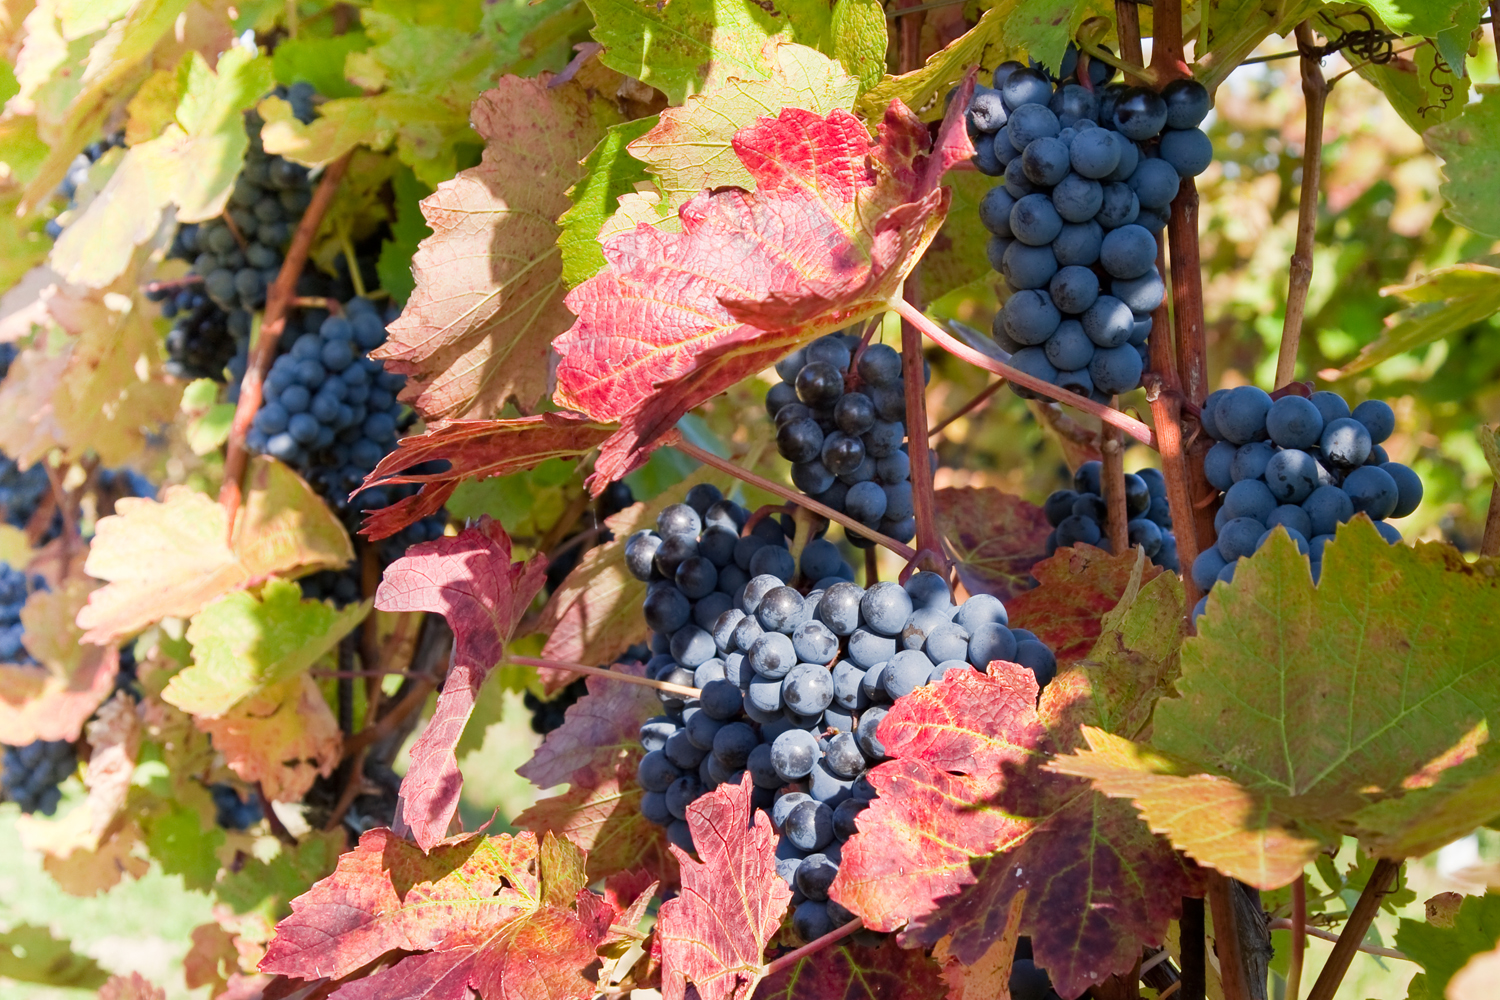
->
[196,674,341,802]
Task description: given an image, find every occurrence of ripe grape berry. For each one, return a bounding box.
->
[1193,389,1419,618]
[628,513,1057,943]
[1044,462,1178,570]
[968,49,1212,404]
[765,334,918,548]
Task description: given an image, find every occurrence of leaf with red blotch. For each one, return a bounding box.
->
[373,519,547,849]
[514,661,678,886]
[552,78,977,492]
[657,778,793,1000]
[831,664,1200,999]
[753,936,946,999]
[936,486,1051,603]
[358,414,616,541]
[260,828,607,1000]
[370,75,624,422]
[1006,545,1163,668]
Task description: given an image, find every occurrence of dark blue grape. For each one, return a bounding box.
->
[1162,78,1211,128]
[1159,128,1213,176]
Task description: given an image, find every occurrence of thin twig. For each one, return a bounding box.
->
[887,296,1157,447]
[1277,23,1331,389]
[508,656,701,697]
[670,437,918,560]
[221,211,250,250]
[219,152,354,536]
[1147,384,1202,613]
[42,463,78,567]
[1267,918,1408,961]
[900,279,948,573]
[324,747,366,831]
[864,546,879,587]
[342,620,451,758]
[1167,180,1208,407]
[1492,0,1500,61]
[142,275,203,295]
[928,379,1004,438]
[760,919,863,978]
[1287,875,1308,1000]
[1305,859,1401,1000]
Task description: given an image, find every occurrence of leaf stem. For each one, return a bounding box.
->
[1305,859,1401,1000]
[669,436,918,560]
[1286,874,1307,1000]
[1277,23,1331,390]
[928,378,1004,438]
[900,279,948,572]
[508,656,701,698]
[887,296,1157,448]
[219,151,354,537]
[1266,918,1408,961]
[759,918,863,979]
[1102,410,1130,554]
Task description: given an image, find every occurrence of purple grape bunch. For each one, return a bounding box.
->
[1043,460,1179,570]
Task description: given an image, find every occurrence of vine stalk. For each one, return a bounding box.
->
[901,281,950,573]
[219,151,354,536]
[1305,859,1401,1000]
[1102,421,1130,554]
[1277,22,1331,389]
[1286,874,1307,1000]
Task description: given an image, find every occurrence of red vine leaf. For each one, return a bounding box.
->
[260,829,605,1000]
[1006,545,1163,668]
[553,78,976,491]
[831,665,1200,999]
[657,777,793,1000]
[935,486,1052,603]
[370,75,623,421]
[358,414,616,541]
[373,519,547,849]
[513,659,677,886]
[752,936,946,999]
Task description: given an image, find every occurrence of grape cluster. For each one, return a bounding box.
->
[1043,461,1179,570]
[0,562,44,663]
[2,740,76,815]
[210,783,264,830]
[1190,388,1421,615]
[967,53,1212,401]
[766,335,918,547]
[624,487,1056,943]
[154,84,320,381]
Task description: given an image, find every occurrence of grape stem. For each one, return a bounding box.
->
[1305,859,1402,1000]
[900,278,949,575]
[669,436,919,561]
[886,296,1158,448]
[218,151,354,537]
[508,656,701,698]
[1276,22,1332,390]
[1101,422,1130,554]
[759,918,863,979]
[928,378,1004,438]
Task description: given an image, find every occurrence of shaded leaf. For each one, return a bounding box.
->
[77,459,353,644]
[554,90,975,490]
[658,777,793,1000]
[366,75,622,422]
[1006,545,1163,668]
[832,664,1200,999]
[1397,891,1500,1000]
[753,936,947,999]
[935,486,1052,603]
[0,922,108,987]
[0,579,118,744]
[197,674,342,802]
[359,414,616,541]
[921,170,999,301]
[373,519,547,848]
[1053,521,1500,889]
[1427,84,1500,238]
[260,829,605,1000]
[558,118,657,288]
[1332,262,1500,378]
[165,578,368,717]
[931,895,1027,1000]
[374,165,431,305]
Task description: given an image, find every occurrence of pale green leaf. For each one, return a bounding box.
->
[0,923,107,987]
[920,169,996,301]
[558,118,655,288]
[830,0,888,91]
[1332,262,1500,377]
[272,30,370,98]
[1427,84,1500,238]
[1322,5,1475,133]
[1398,892,1500,1000]
[375,164,432,303]
[857,2,1017,120]
[1358,0,1473,37]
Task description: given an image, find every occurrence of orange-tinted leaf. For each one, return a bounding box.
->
[371,76,623,421]
[936,486,1051,603]
[0,579,118,745]
[359,414,616,541]
[831,665,1200,999]
[658,778,793,1000]
[196,675,341,802]
[373,519,547,848]
[1006,545,1163,668]
[553,82,977,491]
[753,936,946,999]
[261,829,604,1000]
[514,660,679,886]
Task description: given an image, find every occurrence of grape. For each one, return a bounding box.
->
[1266,504,1314,539]
[1309,390,1351,426]
[1162,78,1211,128]
[1051,172,1104,223]
[1112,271,1165,313]
[882,482,915,520]
[1224,479,1277,522]
[1002,288,1062,345]
[857,344,903,386]
[968,89,1008,132]
[1010,193,1064,246]
[748,632,797,679]
[1099,224,1157,279]
[796,361,844,406]
[1051,221,1102,269]
[1015,640,1057,685]
[665,726,708,768]
[637,750,681,793]
[1381,462,1423,518]
[1081,294,1134,348]
[1095,181,1140,229]
[1089,343,1144,395]
[1265,395,1324,449]
[1217,386,1274,444]
[783,663,835,715]
[1021,137,1072,187]
[1049,266,1099,314]
[1352,399,1395,444]
[1159,128,1213,176]
[712,722,757,770]
[1002,68,1055,112]
[1051,83,1097,124]
[1342,465,1399,519]
[860,582,913,637]
[1217,517,1266,560]
[1069,127,1121,178]
[924,622,970,663]
[1006,347,1058,397]
[1320,417,1372,468]
[784,799,834,851]
[1264,449,1319,504]
[1130,158,1181,209]
[748,545,796,583]
[1231,441,1276,483]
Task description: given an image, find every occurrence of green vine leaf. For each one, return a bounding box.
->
[1331,261,1500,377]
[558,118,656,289]
[1398,891,1500,1000]
[1427,84,1500,238]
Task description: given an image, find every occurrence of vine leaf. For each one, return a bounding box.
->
[752,936,947,999]
[559,118,658,288]
[0,579,118,745]
[0,922,107,988]
[1397,891,1500,999]
[97,972,165,1000]
[856,3,1014,120]
[657,777,793,1000]
[1357,0,1478,38]
[367,74,623,423]
[831,663,1200,999]
[1053,520,1500,890]
[1007,545,1164,668]
[359,414,616,541]
[373,519,547,849]
[553,85,975,490]
[934,486,1052,603]
[1427,84,1500,239]
[514,660,679,886]
[260,829,636,1000]
[533,465,746,677]
[77,459,353,645]
[1328,261,1500,378]
[196,674,341,802]
[164,578,368,718]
